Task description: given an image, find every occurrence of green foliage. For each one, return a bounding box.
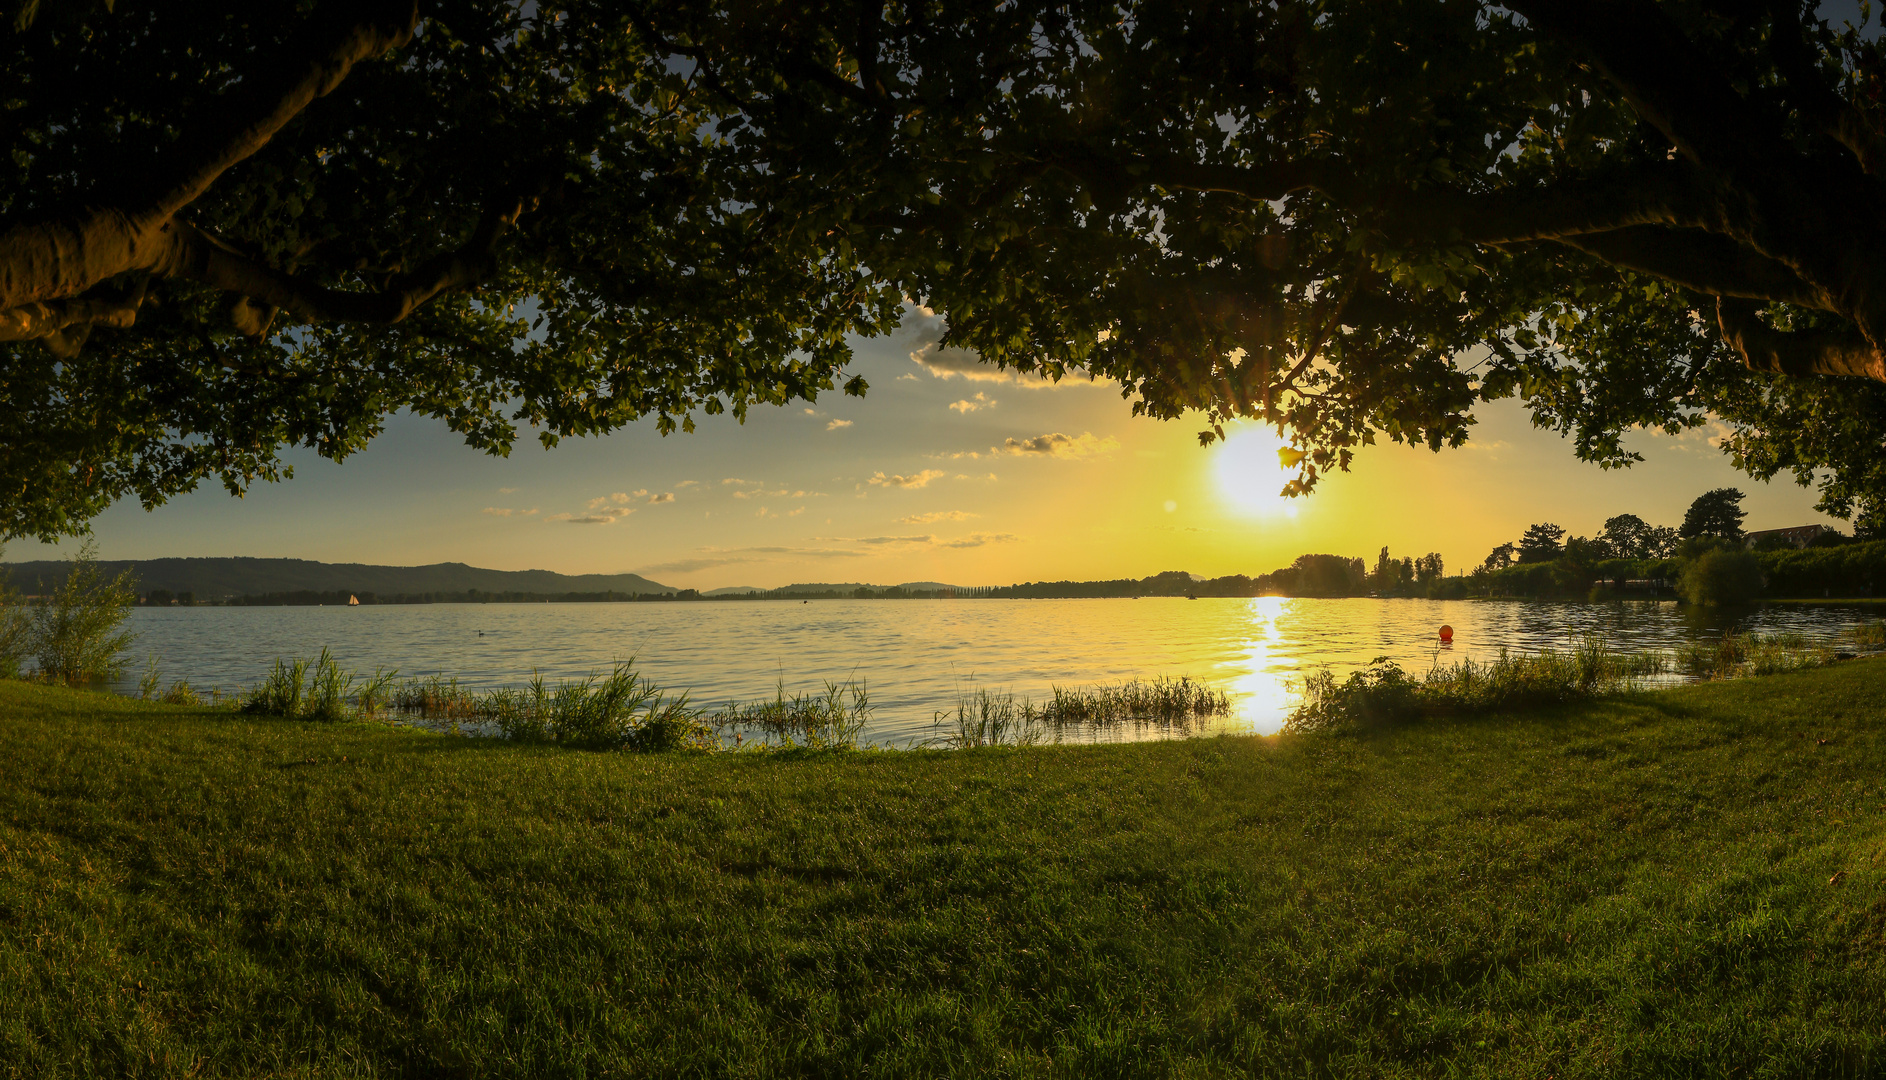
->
[1517,523,1566,564]
[1757,539,1886,598]
[28,541,137,685]
[15,4,1886,541]
[1679,488,1749,541]
[0,557,28,680]
[1679,550,1766,607]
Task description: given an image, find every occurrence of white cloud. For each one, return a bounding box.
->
[497,487,518,495]
[482,506,539,518]
[897,510,979,524]
[675,480,700,489]
[949,392,997,414]
[867,469,946,489]
[827,419,853,430]
[647,492,675,504]
[995,432,1119,460]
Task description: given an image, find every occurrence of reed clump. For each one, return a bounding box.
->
[484,665,715,752]
[1675,632,1841,679]
[707,679,871,750]
[1287,636,1667,734]
[241,648,359,722]
[932,676,1233,747]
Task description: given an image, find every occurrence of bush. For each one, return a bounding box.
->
[30,541,138,685]
[0,562,29,680]
[1678,550,1765,606]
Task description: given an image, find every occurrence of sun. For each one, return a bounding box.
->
[1213,425,1302,517]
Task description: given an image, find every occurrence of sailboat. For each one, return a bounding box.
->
[347,594,360,606]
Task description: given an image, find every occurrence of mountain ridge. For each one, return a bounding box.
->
[0,557,677,599]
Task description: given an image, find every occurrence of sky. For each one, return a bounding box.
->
[14,306,1841,588]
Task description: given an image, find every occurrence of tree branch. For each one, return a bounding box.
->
[162,196,532,326]
[0,0,418,314]
[1553,226,1832,308]
[1717,297,1886,379]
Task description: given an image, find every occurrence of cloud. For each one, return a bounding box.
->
[816,532,1019,549]
[481,506,538,518]
[867,469,946,489]
[908,343,1065,386]
[897,510,979,524]
[497,487,518,495]
[675,480,700,489]
[637,545,862,575]
[548,492,643,524]
[647,492,675,504]
[827,419,853,430]
[949,392,996,414]
[731,487,824,499]
[804,408,817,415]
[722,477,755,486]
[995,432,1119,460]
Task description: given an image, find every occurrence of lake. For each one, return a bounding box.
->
[109,597,1883,744]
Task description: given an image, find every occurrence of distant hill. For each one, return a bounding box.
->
[0,557,676,600]
[701,586,768,597]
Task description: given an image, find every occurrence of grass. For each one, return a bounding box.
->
[3,663,1886,1076]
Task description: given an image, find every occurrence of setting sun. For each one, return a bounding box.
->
[1213,425,1301,517]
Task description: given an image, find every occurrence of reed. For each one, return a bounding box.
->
[483,663,715,752]
[240,649,357,722]
[708,678,872,750]
[1288,636,1668,733]
[931,687,1049,748]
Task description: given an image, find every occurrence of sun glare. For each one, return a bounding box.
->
[1213,425,1301,517]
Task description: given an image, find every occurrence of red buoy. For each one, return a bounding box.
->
[1438,624,1454,642]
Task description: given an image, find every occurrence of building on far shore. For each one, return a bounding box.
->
[1744,524,1832,549]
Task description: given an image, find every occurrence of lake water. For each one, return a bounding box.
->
[110,598,1883,744]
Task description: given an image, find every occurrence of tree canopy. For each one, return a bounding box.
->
[7,1,1886,539]
[1679,486,1750,540]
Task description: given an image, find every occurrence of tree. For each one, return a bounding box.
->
[1482,542,1517,572]
[0,1,891,539]
[1518,523,1566,564]
[1413,553,1443,585]
[653,0,1886,529]
[1595,513,1681,559]
[1679,488,1749,541]
[15,2,1886,537]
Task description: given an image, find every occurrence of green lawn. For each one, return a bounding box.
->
[2,663,1884,1078]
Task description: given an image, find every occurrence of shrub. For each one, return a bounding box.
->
[1678,550,1765,606]
[31,540,138,685]
[242,649,354,722]
[0,576,30,679]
